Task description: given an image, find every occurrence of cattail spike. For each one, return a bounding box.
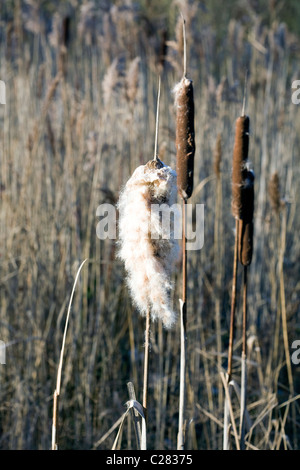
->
[154,75,161,161]
[231,115,250,219]
[174,77,195,200]
[238,170,255,266]
[268,171,282,214]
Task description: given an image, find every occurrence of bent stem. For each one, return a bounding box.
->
[223,218,239,450]
[52,258,88,450]
[177,199,187,450]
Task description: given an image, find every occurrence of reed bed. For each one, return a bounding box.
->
[0,0,299,450]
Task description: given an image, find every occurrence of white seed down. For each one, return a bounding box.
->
[117,161,179,329]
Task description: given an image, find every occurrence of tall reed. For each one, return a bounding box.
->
[117,78,179,448]
[238,168,254,449]
[52,259,88,450]
[173,17,195,450]
[224,87,253,449]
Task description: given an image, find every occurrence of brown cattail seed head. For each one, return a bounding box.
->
[174,77,195,200]
[268,171,282,214]
[231,115,250,219]
[238,170,255,266]
[145,158,164,171]
[239,220,253,266]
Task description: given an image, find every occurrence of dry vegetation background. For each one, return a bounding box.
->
[0,0,299,450]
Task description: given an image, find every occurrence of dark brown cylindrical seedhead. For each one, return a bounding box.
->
[238,170,254,266]
[268,171,282,214]
[239,221,253,266]
[174,77,195,200]
[231,115,250,219]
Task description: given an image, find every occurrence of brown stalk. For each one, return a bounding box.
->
[227,217,239,382]
[227,113,250,382]
[175,16,194,450]
[225,105,252,450]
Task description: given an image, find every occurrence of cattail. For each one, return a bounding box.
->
[117,159,179,329]
[125,56,140,104]
[231,115,250,219]
[102,57,123,107]
[239,220,253,267]
[173,15,195,201]
[236,160,255,266]
[268,171,282,214]
[174,77,195,200]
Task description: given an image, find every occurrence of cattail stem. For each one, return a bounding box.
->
[143,308,151,419]
[153,76,161,161]
[223,218,239,450]
[52,390,59,450]
[180,14,187,78]
[227,218,239,381]
[240,265,248,450]
[242,266,248,357]
[177,199,187,450]
[51,258,88,450]
[127,382,142,449]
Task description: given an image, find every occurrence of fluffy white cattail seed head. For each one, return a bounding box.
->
[117,159,179,329]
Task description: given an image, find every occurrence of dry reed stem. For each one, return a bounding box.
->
[214,133,222,178]
[143,309,151,418]
[52,258,88,450]
[240,266,248,449]
[176,16,194,451]
[127,381,142,449]
[227,218,239,381]
[223,216,239,450]
[177,199,187,450]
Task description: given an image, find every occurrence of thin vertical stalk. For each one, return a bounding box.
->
[143,308,151,418]
[227,218,239,381]
[240,265,248,450]
[52,258,88,450]
[223,218,239,450]
[153,75,161,161]
[177,199,187,450]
